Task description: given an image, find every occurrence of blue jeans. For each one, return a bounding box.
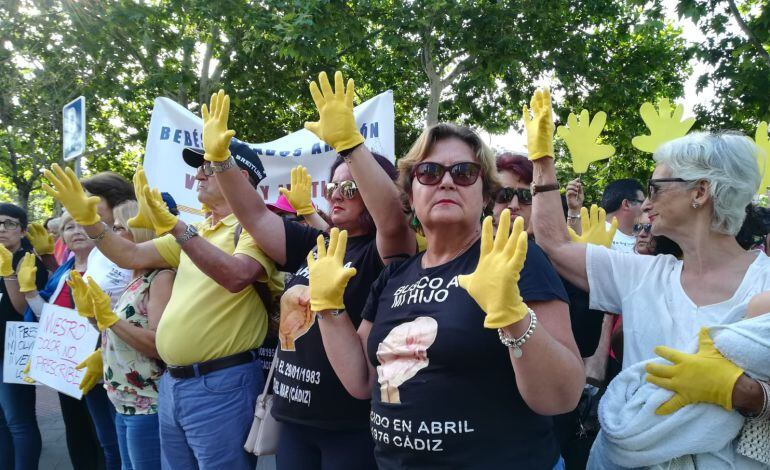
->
[84,385,121,470]
[0,363,41,470]
[158,359,263,470]
[115,413,161,470]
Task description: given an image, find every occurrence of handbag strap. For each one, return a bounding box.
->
[261,347,280,397]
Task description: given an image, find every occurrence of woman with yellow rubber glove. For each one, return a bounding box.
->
[277,165,330,231]
[209,73,414,470]
[525,88,770,467]
[314,122,584,468]
[69,200,174,470]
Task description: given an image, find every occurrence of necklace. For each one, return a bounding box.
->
[422,229,480,269]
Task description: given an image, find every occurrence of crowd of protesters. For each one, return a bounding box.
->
[0,71,769,470]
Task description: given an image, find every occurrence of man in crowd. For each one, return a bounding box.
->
[600,179,646,253]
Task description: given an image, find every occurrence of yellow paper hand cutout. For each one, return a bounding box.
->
[755,122,769,194]
[632,98,695,153]
[556,110,615,173]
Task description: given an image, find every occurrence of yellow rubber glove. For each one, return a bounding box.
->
[306,227,357,311]
[645,327,744,415]
[201,89,236,162]
[26,223,54,255]
[86,276,119,331]
[141,186,178,235]
[0,244,12,277]
[42,164,101,226]
[17,253,37,293]
[279,166,316,216]
[21,359,35,384]
[75,349,103,394]
[631,98,695,153]
[523,88,555,160]
[304,71,365,153]
[556,110,616,173]
[755,121,769,194]
[67,271,95,319]
[458,209,530,328]
[568,205,618,248]
[127,166,155,230]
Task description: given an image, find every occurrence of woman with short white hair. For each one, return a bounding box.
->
[528,86,770,468]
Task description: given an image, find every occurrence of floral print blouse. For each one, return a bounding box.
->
[102,270,171,415]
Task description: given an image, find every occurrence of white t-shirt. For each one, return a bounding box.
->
[586,244,770,369]
[606,221,636,253]
[85,248,132,307]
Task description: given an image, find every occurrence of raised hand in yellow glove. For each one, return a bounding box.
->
[305,71,365,153]
[631,98,695,154]
[76,349,103,394]
[43,164,101,226]
[458,209,530,328]
[0,244,12,277]
[307,227,357,312]
[67,271,96,319]
[279,166,316,216]
[568,205,618,248]
[17,253,38,293]
[127,166,154,230]
[86,276,119,331]
[201,89,236,162]
[141,186,178,235]
[755,121,769,194]
[645,327,744,415]
[26,223,55,255]
[557,110,615,173]
[523,88,555,160]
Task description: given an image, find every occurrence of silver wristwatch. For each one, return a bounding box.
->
[175,224,199,245]
[211,156,237,173]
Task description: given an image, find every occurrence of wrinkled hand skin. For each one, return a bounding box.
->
[279,285,314,351]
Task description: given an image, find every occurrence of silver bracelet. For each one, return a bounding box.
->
[497,308,537,358]
[211,156,237,173]
[746,379,770,422]
[317,309,345,319]
[88,222,110,243]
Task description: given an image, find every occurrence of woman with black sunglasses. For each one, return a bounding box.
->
[315,122,584,469]
[208,72,414,470]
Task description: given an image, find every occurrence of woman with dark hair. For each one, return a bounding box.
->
[203,74,414,469]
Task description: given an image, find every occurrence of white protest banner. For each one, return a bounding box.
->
[3,322,38,385]
[143,91,395,223]
[28,304,100,399]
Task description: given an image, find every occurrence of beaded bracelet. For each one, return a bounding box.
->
[497,308,537,358]
[746,379,770,422]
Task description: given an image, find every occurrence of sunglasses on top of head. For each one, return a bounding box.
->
[495,187,532,205]
[411,162,482,187]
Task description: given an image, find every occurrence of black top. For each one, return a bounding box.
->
[271,219,384,429]
[0,248,48,360]
[363,239,568,469]
[562,277,605,358]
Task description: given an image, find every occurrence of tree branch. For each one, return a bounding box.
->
[440,54,475,88]
[726,0,770,69]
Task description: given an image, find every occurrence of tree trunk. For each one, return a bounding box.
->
[426,80,442,127]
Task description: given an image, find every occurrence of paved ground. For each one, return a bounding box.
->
[35,385,276,470]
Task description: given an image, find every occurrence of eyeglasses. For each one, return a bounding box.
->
[632,223,652,236]
[647,178,694,200]
[495,187,532,205]
[0,220,21,230]
[412,162,482,187]
[325,180,359,199]
[112,225,127,233]
[627,199,645,205]
[197,162,214,177]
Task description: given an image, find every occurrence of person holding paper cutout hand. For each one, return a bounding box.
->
[526,86,770,467]
[314,118,582,468]
[210,73,413,470]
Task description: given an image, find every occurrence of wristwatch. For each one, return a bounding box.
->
[211,156,237,173]
[175,224,199,245]
[88,222,110,242]
[531,183,560,196]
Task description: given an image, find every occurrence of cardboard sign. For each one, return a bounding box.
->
[28,304,100,399]
[3,321,38,385]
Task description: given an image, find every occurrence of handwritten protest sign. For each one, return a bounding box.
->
[3,321,38,385]
[28,304,99,399]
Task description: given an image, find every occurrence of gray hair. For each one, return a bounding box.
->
[654,131,762,235]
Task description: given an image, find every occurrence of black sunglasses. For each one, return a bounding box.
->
[495,187,532,205]
[632,223,652,236]
[325,180,359,199]
[412,162,482,187]
[647,178,694,200]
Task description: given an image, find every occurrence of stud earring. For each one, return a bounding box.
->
[691,201,700,209]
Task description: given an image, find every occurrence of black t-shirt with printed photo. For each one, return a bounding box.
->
[271,219,384,430]
[0,247,48,360]
[363,239,568,469]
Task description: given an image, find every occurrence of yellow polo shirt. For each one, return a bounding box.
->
[153,214,283,366]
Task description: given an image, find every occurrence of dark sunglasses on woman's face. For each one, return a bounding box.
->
[412,162,482,187]
[632,223,652,236]
[325,180,359,199]
[495,187,532,205]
